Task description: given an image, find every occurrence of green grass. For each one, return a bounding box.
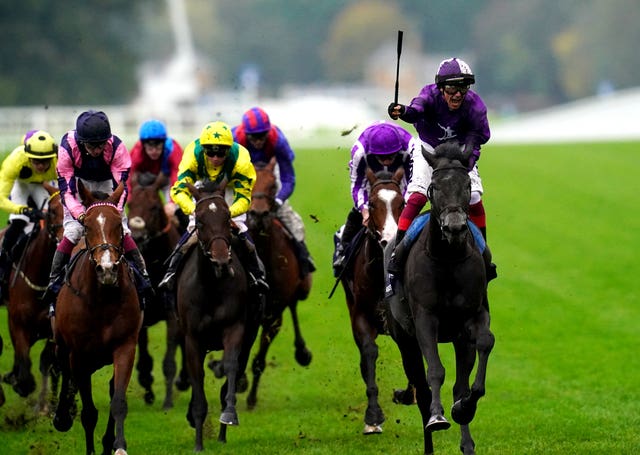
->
[1,141,640,454]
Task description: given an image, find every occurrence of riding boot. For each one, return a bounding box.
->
[238,232,270,294]
[158,248,184,293]
[386,231,408,298]
[0,219,27,288]
[333,208,362,276]
[296,239,316,277]
[43,250,71,317]
[125,248,154,309]
[478,227,498,282]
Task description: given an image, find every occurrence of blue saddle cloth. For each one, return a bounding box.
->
[405,212,486,253]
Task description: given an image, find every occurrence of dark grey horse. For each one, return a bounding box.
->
[384,142,495,455]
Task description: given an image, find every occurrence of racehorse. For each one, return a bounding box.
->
[384,143,495,455]
[176,181,260,451]
[244,157,312,409]
[53,181,143,455]
[127,173,188,409]
[338,167,413,434]
[4,182,63,413]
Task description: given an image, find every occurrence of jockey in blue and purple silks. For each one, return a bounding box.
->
[42,110,153,318]
[332,121,419,277]
[387,57,497,285]
[233,107,315,278]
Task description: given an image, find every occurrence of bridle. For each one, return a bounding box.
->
[45,191,64,241]
[367,177,404,241]
[194,193,231,260]
[84,202,124,266]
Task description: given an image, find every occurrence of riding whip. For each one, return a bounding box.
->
[394,30,404,105]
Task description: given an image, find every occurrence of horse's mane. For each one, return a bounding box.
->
[90,190,111,200]
[433,142,465,161]
[200,180,225,193]
[373,169,394,181]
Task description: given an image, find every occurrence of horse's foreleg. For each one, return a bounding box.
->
[162,317,181,409]
[53,347,76,433]
[289,303,312,366]
[36,340,57,415]
[75,372,98,455]
[8,330,36,397]
[107,342,137,454]
[185,337,207,451]
[247,316,282,409]
[219,343,241,427]
[414,313,449,432]
[136,327,155,405]
[351,312,384,434]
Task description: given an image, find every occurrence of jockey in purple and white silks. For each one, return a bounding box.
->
[332,121,418,277]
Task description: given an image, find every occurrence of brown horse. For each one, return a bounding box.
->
[0,332,4,407]
[4,183,63,412]
[384,143,495,455]
[176,181,260,452]
[127,174,188,409]
[53,181,142,455]
[244,157,312,409]
[338,167,413,434]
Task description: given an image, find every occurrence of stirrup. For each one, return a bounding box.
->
[158,272,176,292]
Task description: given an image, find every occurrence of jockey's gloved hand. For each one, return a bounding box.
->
[21,206,44,222]
[388,103,405,120]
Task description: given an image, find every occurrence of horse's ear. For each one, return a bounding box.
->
[217,177,228,194]
[78,180,95,206]
[154,173,169,190]
[268,156,277,170]
[392,167,404,184]
[108,181,125,205]
[365,167,376,185]
[186,182,201,200]
[422,146,437,168]
[461,142,473,165]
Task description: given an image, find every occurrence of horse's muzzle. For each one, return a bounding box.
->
[440,210,468,245]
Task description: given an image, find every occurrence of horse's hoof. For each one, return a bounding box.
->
[175,374,190,391]
[295,348,312,366]
[392,388,416,405]
[53,412,73,432]
[363,423,383,434]
[451,399,477,425]
[114,449,128,455]
[144,389,155,405]
[426,414,451,432]
[219,410,239,426]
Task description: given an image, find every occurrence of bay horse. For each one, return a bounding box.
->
[244,157,312,409]
[338,167,413,434]
[53,181,142,455]
[127,173,188,409]
[176,181,260,452]
[4,182,63,413]
[384,143,495,455]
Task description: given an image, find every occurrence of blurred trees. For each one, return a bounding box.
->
[0,1,139,105]
[1,0,638,110]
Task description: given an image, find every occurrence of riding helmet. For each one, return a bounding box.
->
[435,58,475,86]
[242,107,271,134]
[368,123,404,155]
[76,110,112,143]
[199,121,234,147]
[139,119,168,141]
[24,130,58,159]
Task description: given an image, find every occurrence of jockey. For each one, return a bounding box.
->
[158,121,269,295]
[233,107,316,278]
[332,121,417,277]
[387,57,497,284]
[42,110,153,315]
[129,119,187,232]
[0,130,58,294]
